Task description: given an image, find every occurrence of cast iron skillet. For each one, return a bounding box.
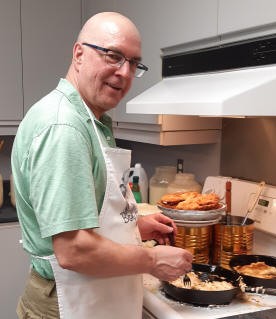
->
[162,263,240,306]
[230,254,276,288]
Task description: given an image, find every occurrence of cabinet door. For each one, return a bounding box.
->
[218,0,276,35]
[21,0,82,113]
[0,0,23,121]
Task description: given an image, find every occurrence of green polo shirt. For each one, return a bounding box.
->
[11,78,116,279]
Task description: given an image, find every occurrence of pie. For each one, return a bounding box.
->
[234,261,276,279]
[170,271,234,291]
[158,191,220,211]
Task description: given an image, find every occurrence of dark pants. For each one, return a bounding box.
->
[17,269,59,319]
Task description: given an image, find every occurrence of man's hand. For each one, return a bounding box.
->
[150,245,193,281]
[137,213,177,245]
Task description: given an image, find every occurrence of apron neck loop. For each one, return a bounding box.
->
[83,101,105,150]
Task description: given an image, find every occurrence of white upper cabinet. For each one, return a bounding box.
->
[21,0,82,113]
[218,0,276,37]
[0,0,23,122]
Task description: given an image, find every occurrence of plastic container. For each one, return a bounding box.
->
[129,163,148,203]
[149,166,176,205]
[132,176,142,203]
[167,173,202,194]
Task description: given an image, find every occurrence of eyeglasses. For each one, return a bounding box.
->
[82,42,148,78]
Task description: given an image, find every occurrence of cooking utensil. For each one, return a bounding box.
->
[230,254,276,288]
[225,181,232,225]
[167,231,175,246]
[182,274,191,288]
[162,263,240,306]
[241,181,265,225]
[243,286,276,296]
[166,222,175,246]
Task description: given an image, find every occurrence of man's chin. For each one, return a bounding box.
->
[105,98,122,110]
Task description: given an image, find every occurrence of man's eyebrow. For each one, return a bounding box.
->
[108,46,142,62]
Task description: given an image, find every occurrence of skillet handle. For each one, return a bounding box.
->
[166,222,175,246]
[167,230,175,246]
[244,286,276,296]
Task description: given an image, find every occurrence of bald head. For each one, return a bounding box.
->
[66,12,144,119]
[77,12,141,47]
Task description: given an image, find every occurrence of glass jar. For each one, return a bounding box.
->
[167,173,202,194]
[149,166,176,204]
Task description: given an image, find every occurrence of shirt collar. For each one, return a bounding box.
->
[56,78,112,126]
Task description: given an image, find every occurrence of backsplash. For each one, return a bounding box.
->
[221,118,276,185]
[116,139,221,185]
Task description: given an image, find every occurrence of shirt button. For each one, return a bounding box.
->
[106,136,111,141]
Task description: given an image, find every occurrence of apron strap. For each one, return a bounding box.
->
[82,101,105,150]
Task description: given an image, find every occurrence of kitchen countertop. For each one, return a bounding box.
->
[221,308,276,318]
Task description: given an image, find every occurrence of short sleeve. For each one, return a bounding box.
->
[28,124,99,238]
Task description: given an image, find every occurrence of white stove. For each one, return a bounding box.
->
[142,176,276,319]
[142,274,276,319]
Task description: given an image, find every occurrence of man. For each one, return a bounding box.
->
[12,12,193,318]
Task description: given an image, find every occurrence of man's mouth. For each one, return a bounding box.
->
[106,82,121,91]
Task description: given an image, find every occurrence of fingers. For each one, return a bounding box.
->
[153,231,175,246]
[154,213,177,231]
[150,245,193,282]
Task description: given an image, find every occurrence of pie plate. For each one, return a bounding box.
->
[157,203,226,221]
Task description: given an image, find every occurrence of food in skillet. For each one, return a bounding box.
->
[234,261,276,279]
[170,271,234,291]
[158,191,220,211]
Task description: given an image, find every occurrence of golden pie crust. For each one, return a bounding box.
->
[234,261,276,279]
[158,191,220,211]
[170,272,234,291]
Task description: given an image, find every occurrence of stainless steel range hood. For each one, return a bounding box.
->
[127,35,276,117]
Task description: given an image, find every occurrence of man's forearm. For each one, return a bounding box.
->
[53,229,155,277]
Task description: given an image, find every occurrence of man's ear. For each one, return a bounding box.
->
[73,42,84,69]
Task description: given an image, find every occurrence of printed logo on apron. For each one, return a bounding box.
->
[120,168,138,223]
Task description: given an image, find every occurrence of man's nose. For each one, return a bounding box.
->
[116,60,133,77]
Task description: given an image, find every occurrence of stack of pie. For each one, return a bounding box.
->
[158,191,221,211]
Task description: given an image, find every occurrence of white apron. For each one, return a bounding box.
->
[38,105,143,319]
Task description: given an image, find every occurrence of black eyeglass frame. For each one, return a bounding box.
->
[82,42,148,77]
